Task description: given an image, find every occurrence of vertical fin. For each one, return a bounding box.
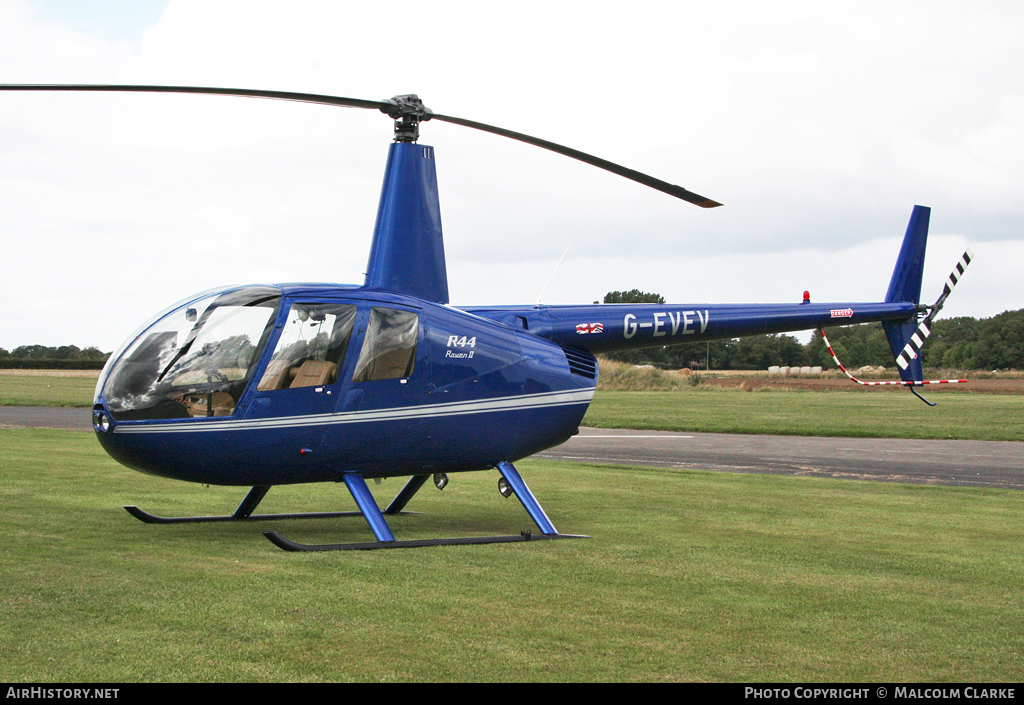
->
[884,318,924,381]
[885,205,930,305]
[364,142,449,303]
[883,206,930,381]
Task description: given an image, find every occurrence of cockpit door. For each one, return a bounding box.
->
[320,303,433,475]
[245,302,359,420]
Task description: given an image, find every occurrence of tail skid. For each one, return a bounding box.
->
[818,327,968,405]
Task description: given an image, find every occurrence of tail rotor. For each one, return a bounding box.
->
[893,248,974,373]
[821,248,974,405]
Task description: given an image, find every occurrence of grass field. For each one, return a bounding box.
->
[585,389,1024,441]
[1,428,1022,682]
[0,373,97,408]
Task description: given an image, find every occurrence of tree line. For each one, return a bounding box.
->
[0,344,109,360]
[0,345,110,370]
[599,290,1024,371]
[2,296,1021,371]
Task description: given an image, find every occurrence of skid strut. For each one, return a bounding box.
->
[383,474,430,515]
[263,462,588,551]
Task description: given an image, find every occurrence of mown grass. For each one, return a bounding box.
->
[584,389,1024,441]
[0,374,97,407]
[1,429,1022,682]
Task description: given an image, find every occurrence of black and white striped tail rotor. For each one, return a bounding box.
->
[895,248,973,371]
[894,323,931,371]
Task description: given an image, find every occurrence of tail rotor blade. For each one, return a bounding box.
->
[934,248,974,312]
[894,248,974,371]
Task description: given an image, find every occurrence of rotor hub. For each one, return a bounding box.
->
[380,94,433,142]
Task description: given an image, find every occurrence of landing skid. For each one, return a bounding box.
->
[124,505,374,524]
[264,530,588,552]
[264,461,588,552]
[124,485,414,525]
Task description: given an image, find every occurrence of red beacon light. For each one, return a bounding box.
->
[802,291,811,305]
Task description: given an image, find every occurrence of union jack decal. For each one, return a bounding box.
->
[576,322,604,334]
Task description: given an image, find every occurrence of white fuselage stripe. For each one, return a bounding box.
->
[112,388,595,434]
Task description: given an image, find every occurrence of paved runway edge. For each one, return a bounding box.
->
[539,428,1024,491]
[0,406,92,431]
[3,408,1022,490]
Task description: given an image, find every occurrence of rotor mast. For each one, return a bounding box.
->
[364,95,449,303]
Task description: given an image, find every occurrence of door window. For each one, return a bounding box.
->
[258,304,357,391]
[351,307,419,383]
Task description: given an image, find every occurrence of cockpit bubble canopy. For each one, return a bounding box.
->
[99,286,281,421]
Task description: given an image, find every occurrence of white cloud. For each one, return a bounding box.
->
[1,0,1022,350]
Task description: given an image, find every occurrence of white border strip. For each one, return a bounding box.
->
[113,388,595,435]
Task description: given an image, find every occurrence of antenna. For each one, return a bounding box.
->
[535,245,570,306]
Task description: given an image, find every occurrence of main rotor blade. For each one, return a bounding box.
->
[0,84,722,207]
[431,112,722,208]
[0,84,392,112]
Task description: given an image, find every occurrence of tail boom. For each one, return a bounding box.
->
[464,300,917,354]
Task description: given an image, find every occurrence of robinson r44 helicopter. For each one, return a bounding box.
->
[1,85,973,551]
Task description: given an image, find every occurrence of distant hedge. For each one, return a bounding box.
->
[0,359,107,370]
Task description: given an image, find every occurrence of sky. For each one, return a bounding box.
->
[1,0,1021,351]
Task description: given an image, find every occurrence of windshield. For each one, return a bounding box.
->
[100,287,281,421]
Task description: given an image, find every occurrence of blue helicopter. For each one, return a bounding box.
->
[1,85,971,551]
